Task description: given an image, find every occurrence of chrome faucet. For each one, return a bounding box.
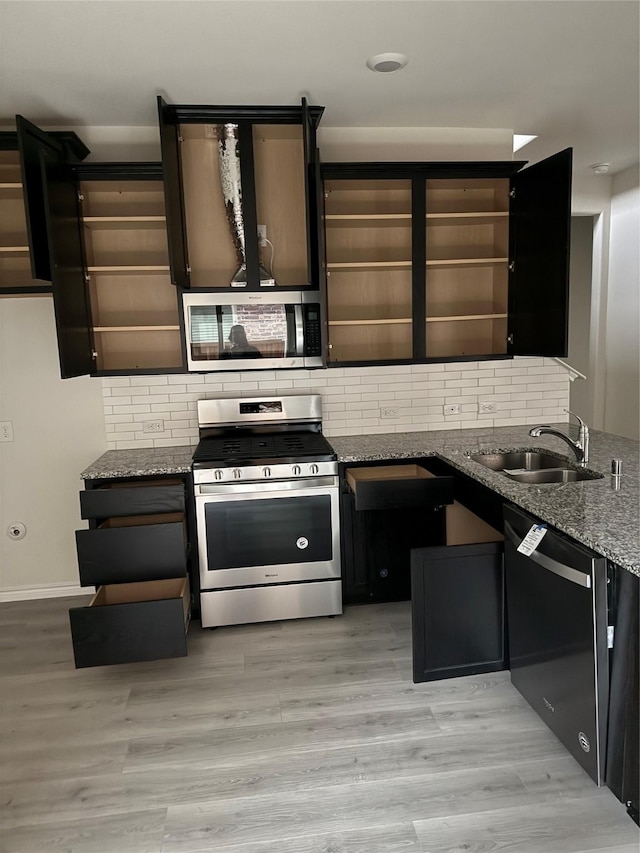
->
[529,410,590,465]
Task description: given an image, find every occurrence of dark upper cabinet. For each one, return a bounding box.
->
[508,148,572,357]
[40,152,95,378]
[321,151,572,366]
[36,156,184,378]
[157,97,324,290]
[0,120,87,295]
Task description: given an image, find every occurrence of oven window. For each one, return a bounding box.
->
[204,495,332,569]
[189,304,292,361]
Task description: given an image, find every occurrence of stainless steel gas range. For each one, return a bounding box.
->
[192,395,342,628]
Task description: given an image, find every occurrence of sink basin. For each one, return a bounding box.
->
[469,451,568,472]
[504,468,603,484]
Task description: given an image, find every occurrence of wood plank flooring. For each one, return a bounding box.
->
[0,596,637,853]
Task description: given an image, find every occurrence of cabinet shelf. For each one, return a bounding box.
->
[0,245,29,255]
[426,257,508,268]
[94,325,180,333]
[87,265,171,275]
[328,259,412,271]
[325,213,412,227]
[426,211,509,225]
[83,216,167,230]
[427,313,508,323]
[329,317,412,326]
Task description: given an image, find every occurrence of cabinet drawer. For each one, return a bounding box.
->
[345,464,453,511]
[69,576,190,668]
[80,479,185,519]
[76,513,186,587]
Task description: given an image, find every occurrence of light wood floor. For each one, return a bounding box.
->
[0,596,638,853]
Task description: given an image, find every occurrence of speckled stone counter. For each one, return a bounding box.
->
[330,424,640,577]
[80,425,639,576]
[80,445,196,480]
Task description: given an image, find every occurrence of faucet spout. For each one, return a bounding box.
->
[529,411,589,465]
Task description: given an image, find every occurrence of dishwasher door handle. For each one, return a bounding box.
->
[504,521,592,588]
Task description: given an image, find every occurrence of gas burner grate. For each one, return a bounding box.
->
[192,431,335,465]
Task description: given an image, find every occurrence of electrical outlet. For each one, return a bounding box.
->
[380,407,399,419]
[257,224,268,246]
[443,404,460,416]
[479,401,497,414]
[0,421,14,442]
[142,419,164,434]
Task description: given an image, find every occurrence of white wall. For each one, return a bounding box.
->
[568,217,594,421]
[603,165,640,439]
[0,298,106,597]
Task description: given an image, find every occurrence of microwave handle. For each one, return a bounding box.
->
[293,304,305,356]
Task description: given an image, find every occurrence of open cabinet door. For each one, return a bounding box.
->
[157,97,189,288]
[40,149,95,378]
[16,115,64,281]
[508,148,572,357]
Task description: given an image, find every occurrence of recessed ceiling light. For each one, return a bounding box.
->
[366,53,408,73]
[591,163,611,174]
[513,134,538,153]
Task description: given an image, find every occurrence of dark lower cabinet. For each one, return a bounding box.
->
[606,566,639,824]
[411,542,505,682]
[340,462,453,604]
[69,577,190,668]
[70,475,190,668]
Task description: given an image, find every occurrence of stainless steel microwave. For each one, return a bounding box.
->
[182,291,323,372]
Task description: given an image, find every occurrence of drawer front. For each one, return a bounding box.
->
[346,465,454,511]
[69,577,190,668]
[76,521,186,587]
[80,483,185,519]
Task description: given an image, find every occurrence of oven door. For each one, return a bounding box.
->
[195,477,340,589]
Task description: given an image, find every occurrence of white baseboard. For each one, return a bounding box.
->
[0,582,88,603]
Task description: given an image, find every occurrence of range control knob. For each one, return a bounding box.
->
[292,465,301,476]
[262,466,271,478]
[232,469,242,479]
[214,470,223,481]
[310,464,319,475]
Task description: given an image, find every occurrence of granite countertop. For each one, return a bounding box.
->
[330,424,639,577]
[81,424,639,577]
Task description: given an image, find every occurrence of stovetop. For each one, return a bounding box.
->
[192,431,336,467]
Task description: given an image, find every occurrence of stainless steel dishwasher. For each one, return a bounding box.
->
[503,504,609,785]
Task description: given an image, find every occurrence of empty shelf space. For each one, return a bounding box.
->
[80,181,166,218]
[426,316,508,358]
[0,183,24,199]
[93,328,184,372]
[327,258,412,271]
[94,324,180,333]
[325,213,412,227]
[426,178,510,215]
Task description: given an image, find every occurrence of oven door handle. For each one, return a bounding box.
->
[195,476,338,496]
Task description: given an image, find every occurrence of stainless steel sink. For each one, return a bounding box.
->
[469,451,567,472]
[504,468,603,484]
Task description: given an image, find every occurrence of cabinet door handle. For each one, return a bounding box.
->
[504,521,591,588]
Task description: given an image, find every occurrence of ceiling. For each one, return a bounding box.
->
[0,0,638,174]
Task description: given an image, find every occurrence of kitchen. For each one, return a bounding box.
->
[1,1,639,851]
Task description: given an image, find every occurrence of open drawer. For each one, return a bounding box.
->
[345,464,454,511]
[76,512,187,587]
[80,478,185,520]
[69,576,190,668]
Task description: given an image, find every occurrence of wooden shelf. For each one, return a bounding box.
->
[94,325,180,333]
[83,216,166,230]
[426,257,508,268]
[427,313,507,323]
[0,245,29,255]
[325,213,412,227]
[426,212,509,226]
[87,266,171,275]
[329,318,412,326]
[328,259,412,271]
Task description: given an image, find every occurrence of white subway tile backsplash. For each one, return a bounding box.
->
[101,357,571,449]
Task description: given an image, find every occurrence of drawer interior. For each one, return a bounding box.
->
[346,464,433,492]
[94,478,183,490]
[98,511,185,529]
[89,577,190,624]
